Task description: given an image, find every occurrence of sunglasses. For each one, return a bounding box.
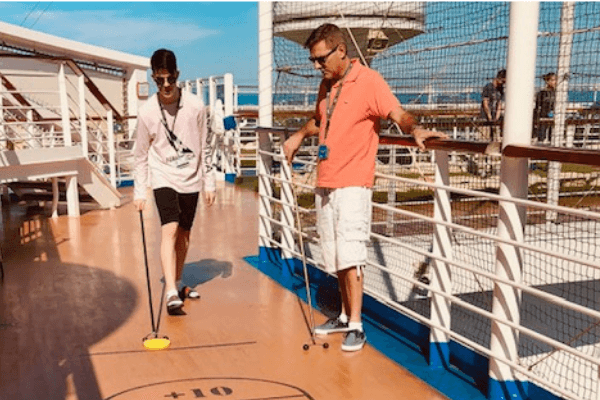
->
[153,75,177,86]
[309,45,339,65]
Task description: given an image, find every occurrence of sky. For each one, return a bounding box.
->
[0,1,259,85]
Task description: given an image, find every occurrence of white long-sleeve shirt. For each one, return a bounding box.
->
[133,90,215,200]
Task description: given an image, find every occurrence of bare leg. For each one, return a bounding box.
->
[338,266,364,323]
[337,271,350,316]
[160,222,179,294]
[175,228,191,282]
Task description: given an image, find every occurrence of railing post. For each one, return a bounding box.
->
[224,73,234,117]
[489,3,539,399]
[59,62,79,216]
[0,93,4,146]
[258,2,274,262]
[58,63,72,146]
[26,110,35,148]
[429,150,453,369]
[0,90,9,203]
[107,109,117,188]
[234,85,239,112]
[65,175,80,217]
[386,147,395,236]
[224,73,237,182]
[258,130,274,262]
[196,78,204,102]
[79,74,88,158]
[547,2,574,222]
[209,76,217,111]
[51,177,59,218]
[280,143,296,280]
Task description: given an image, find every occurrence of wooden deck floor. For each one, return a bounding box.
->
[0,182,448,400]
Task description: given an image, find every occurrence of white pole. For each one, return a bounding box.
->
[224,73,234,116]
[489,3,539,398]
[209,76,217,111]
[59,63,79,216]
[26,110,35,148]
[547,2,574,221]
[51,177,59,218]
[0,93,5,151]
[79,74,88,158]
[429,150,453,368]
[258,2,273,259]
[279,145,296,279]
[58,63,72,146]
[234,85,239,112]
[107,109,117,188]
[66,175,80,217]
[258,1,273,128]
[196,78,203,102]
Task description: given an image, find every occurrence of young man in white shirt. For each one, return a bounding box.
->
[133,49,216,315]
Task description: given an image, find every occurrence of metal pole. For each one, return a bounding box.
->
[107,109,117,188]
[547,2,574,221]
[258,2,274,259]
[58,63,72,146]
[429,150,453,369]
[209,76,217,111]
[489,3,539,399]
[79,74,88,158]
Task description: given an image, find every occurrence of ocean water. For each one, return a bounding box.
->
[237,91,599,107]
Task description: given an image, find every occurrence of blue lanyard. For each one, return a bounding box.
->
[323,63,353,142]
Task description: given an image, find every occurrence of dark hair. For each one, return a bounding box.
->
[543,72,556,82]
[151,49,177,74]
[304,23,346,51]
[497,69,507,79]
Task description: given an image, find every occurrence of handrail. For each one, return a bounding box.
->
[256,126,600,167]
[503,144,600,167]
[379,134,501,155]
[255,127,500,155]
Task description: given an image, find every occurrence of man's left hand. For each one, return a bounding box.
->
[204,191,216,206]
[413,128,448,151]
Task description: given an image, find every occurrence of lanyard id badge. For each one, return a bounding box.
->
[172,150,194,169]
[317,144,329,160]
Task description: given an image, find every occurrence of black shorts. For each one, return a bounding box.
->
[153,187,199,231]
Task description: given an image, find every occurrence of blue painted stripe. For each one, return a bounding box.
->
[117,179,134,188]
[430,341,451,369]
[225,173,236,183]
[488,379,528,400]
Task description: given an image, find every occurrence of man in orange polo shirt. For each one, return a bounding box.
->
[283,23,446,351]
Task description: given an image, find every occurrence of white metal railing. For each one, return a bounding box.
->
[182,73,258,180]
[0,62,129,189]
[256,126,600,400]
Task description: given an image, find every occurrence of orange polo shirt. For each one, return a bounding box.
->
[316,59,400,188]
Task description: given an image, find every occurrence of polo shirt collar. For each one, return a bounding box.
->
[330,58,362,88]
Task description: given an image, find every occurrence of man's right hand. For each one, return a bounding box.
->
[134,199,146,211]
[282,132,304,165]
[282,118,320,164]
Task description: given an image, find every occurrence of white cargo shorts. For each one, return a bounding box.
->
[316,186,372,274]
